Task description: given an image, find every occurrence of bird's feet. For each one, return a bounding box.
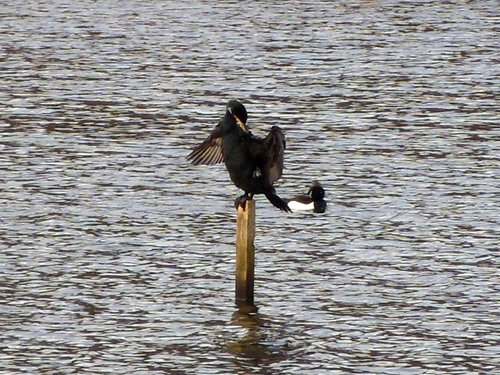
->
[234,193,252,211]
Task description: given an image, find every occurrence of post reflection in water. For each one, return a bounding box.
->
[227,309,291,370]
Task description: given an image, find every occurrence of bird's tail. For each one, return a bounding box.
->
[265,190,291,212]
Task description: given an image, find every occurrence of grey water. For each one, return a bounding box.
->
[1,1,499,374]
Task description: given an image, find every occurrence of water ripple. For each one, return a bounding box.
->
[1,1,498,374]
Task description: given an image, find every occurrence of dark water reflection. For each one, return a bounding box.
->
[1,0,498,374]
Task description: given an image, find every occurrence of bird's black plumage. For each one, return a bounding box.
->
[187,100,290,212]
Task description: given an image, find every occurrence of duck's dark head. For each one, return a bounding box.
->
[226,99,248,131]
[308,181,325,201]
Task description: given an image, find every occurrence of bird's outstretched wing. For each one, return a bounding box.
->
[187,124,224,165]
[246,126,286,185]
[264,126,286,184]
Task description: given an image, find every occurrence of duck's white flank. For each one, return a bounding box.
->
[288,201,315,212]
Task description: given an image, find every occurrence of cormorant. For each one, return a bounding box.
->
[188,99,290,212]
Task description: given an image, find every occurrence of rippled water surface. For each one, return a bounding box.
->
[1,1,499,374]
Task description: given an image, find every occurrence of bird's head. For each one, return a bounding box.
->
[226,99,249,131]
[308,181,325,200]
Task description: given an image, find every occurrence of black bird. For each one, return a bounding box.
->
[187,99,290,212]
[284,182,326,213]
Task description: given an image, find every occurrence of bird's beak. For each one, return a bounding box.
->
[234,115,248,131]
[227,107,247,131]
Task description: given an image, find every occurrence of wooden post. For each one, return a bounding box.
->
[235,199,256,311]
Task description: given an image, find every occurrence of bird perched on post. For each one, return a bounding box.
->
[187,99,290,212]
